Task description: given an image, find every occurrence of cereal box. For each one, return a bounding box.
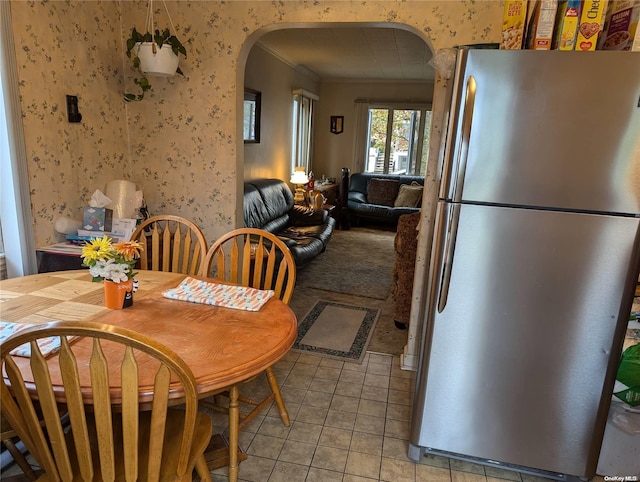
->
[526,0,559,49]
[552,0,583,50]
[575,0,610,50]
[599,0,640,50]
[501,0,529,49]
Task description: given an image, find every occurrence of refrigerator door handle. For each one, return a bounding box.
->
[437,202,461,313]
[451,75,477,203]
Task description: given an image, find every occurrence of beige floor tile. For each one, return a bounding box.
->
[358,398,387,418]
[280,386,307,405]
[418,453,450,468]
[340,369,367,384]
[319,358,345,369]
[246,433,285,459]
[380,456,417,482]
[268,460,309,482]
[308,377,337,393]
[384,417,410,439]
[342,360,369,373]
[335,380,364,398]
[388,388,412,406]
[266,401,300,421]
[367,361,392,376]
[290,362,318,377]
[302,389,333,409]
[342,475,379,482]
[360,384,389,402]
[451,470,487,481]
[277,439,316,466]
[369,353,393,366]
[295,404,328,425]
[350,431,383,456]
[386,402,411,421]
[382,436,412,461]
[345,450,382,479]
[295,353,323,366]
[257,416,291,439]
[324,408,357,430]
[306,466,344,482]
[286,420,323,443]
[354,413,385,435]
[314,366,342,380]
[282,373,313,390]
[236,454,276,481]
[318,425,354,449]
[311,445,349,472]
[416,464,452,482]
[363,372,390,389]
[390,376,412,391]
[330,394,360,413]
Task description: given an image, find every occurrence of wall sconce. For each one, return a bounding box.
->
[290,167,309,205]
[330,116,344,134]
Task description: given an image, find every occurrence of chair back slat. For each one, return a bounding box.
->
[1,321,210,482]
[147,364,170,481]
[3,356,61,480]
[89,338,115,482]
[202,228,296,304]
[130,215,208,275]
[121,346,139,481]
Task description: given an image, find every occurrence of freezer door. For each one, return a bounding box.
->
[443,50,640,215]
[410,203,640,476]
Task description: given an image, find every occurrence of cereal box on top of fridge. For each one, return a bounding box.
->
[575,0,610,50]
[552,0,583,50]
[501,0,529,49]
[598,0,640,50]
[525,0,559,49]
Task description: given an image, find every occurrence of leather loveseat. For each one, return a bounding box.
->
[244,178,335,266]
[347,172,424,225]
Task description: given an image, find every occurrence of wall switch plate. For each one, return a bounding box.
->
[66,95,82,123]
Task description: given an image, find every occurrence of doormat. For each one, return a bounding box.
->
[292,300,380,362]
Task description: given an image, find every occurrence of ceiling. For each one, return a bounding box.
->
[257,27,435,82]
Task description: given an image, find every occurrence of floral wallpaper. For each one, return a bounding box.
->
[8,0,502,248]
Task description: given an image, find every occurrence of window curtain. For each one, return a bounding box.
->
[352,101,369,173]
[292,89,318,174]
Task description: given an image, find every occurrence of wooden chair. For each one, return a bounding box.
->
[200,228,296,430]
[1,321,213,482]
[130,215,208,275]
[2,411,40,480]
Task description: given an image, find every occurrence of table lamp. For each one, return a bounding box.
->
[290,167,309,205]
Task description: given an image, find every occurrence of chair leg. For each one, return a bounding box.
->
[194,454,212,482]
[2,438,39,481]
[265,367,290,427]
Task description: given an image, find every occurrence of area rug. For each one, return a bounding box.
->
[292,300,380,362]
[295,228,396,300]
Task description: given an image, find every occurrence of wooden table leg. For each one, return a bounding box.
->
[228,385,239,482]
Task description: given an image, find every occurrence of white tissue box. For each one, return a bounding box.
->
[82,207,113,231]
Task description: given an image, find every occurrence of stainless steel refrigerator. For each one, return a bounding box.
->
[408,49,640,480]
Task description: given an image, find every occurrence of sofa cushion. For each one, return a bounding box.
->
[394,182,423,208]
[367,178,400,206]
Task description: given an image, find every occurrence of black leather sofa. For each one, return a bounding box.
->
[347,172,424,225]
[244,178,335,266]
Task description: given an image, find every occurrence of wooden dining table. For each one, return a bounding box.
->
[0,269,298,481]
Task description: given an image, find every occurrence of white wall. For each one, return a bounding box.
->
[313,80,434,181]
[243,45,319,183]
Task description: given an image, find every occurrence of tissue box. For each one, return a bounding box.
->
[82,207,113,232]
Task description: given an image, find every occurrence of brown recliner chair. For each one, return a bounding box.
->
[392,212,421,329]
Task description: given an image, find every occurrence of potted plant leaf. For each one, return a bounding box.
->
[124,0,187,102]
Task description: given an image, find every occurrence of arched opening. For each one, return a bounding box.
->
[236,23,436,357]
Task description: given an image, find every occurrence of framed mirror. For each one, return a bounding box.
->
[244,88,261,143]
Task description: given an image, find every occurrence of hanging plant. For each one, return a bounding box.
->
[124,1,187,102]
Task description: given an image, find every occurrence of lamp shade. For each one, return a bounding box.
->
[290,169,309,185]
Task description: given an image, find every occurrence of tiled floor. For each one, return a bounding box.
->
[0,350,611,482]
[205,351,608,482]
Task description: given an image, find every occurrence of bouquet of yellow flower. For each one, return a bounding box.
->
[81,235,144,283]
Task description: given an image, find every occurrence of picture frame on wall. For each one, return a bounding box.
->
[330,115,344,134]
[244,88,261,143]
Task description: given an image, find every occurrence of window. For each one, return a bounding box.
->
[364,106,431,176]
[243,88,261,143]
[291,89,318,174]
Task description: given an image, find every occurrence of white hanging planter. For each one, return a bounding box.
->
[135,42,180,77]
